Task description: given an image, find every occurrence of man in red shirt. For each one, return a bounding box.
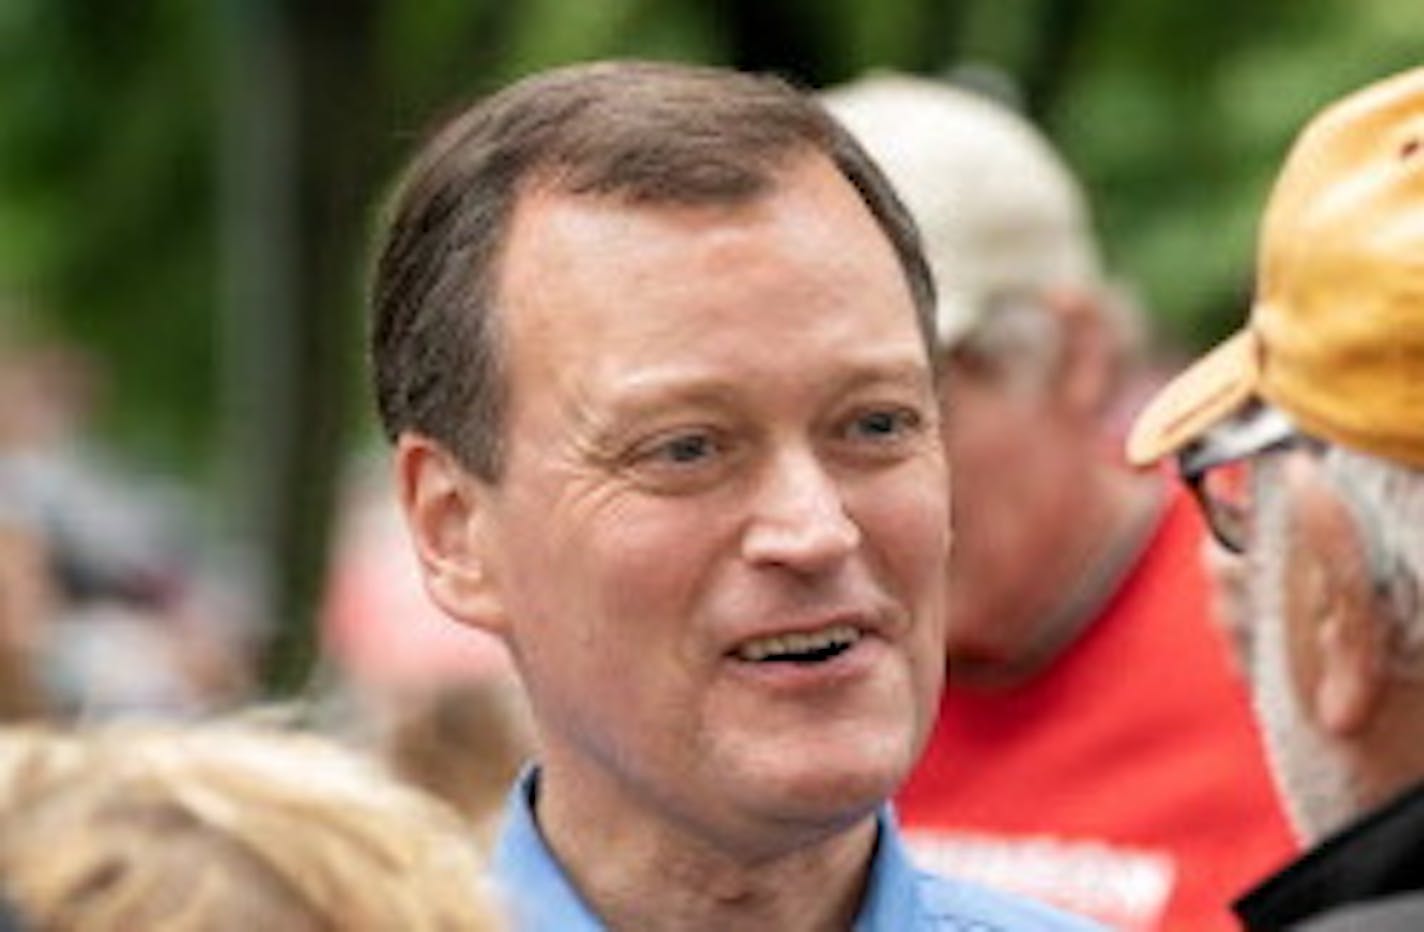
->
[824,73,1296,931]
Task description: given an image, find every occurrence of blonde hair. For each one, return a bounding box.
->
[0,724,501,931]
[0,726,83,807]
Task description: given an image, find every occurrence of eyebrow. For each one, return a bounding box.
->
[833,358,937,395]
[587,353,936,427]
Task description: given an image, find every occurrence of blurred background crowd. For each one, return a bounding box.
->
[2,3,1423,930]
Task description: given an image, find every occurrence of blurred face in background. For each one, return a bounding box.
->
[940,360,1071,666]
[935,305,1104,676]
[414,154,951,854]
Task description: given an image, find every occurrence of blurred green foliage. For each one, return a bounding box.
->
[0,0,216,466]
[4,0,1420,473]
[1052,0,1424,350]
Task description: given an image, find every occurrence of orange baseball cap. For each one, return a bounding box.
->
[1127,67,1424,469]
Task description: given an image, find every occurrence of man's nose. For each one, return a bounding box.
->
[740,449,861,573]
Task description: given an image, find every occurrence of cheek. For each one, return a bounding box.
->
[945,409,999,491]
[945,423,1025,567]
[507,506,700,719]
[573,496,741,628]
[945,398,1037,521]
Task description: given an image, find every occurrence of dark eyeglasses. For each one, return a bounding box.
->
[1176,405,1326,554]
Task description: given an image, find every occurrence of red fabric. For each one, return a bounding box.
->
[897,488,1297,931]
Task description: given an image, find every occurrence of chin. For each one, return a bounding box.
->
[755,730,916,820]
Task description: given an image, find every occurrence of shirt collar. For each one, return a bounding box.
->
[1235,778,1424,929]
[491,768,603,931]
[853,802,923,930]
[490,768,923,931]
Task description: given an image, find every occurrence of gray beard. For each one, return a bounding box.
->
[1248,486,1359,844]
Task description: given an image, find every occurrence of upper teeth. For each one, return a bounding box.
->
[735,624,861,662]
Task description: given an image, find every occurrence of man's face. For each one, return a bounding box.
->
[938,359,1089,670]
[476,155,949,853]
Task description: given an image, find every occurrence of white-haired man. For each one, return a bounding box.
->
[1129,67,1424,930]
[823,73,1294,930]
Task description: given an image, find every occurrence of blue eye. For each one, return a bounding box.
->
[846,408,922,442]
[659,433,716,463]
[631,429,724,468]
[622,428,734,494]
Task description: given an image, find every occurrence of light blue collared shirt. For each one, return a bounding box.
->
[491,769,1103,931]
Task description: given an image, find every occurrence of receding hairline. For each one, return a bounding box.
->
[368,58,937,476]
[491,147,928,347]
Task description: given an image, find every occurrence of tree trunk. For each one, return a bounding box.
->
[218,0,380,696]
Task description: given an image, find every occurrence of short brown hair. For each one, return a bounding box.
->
[370,59,934,479]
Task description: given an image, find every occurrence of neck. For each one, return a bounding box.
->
[953,465,1164,688]
[535,757,877,931]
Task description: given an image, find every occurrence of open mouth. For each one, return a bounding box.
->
[732,624,863,664]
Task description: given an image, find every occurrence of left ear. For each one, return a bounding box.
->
[1043,288,1115,416]
[1286,455,1388,737]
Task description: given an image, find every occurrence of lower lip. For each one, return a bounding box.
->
[723,636,884,691]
